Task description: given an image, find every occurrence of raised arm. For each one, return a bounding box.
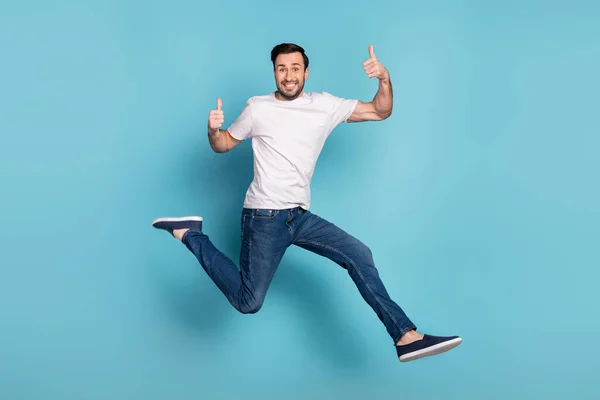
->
[347,45,393,122]
[208,98,243,153]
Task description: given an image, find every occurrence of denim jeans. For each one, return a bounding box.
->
[181,206,416,343]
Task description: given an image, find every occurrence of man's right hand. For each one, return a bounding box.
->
[208,98,224,135]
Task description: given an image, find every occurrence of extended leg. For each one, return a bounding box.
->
[290,210,462,362]
[291,211,416,343]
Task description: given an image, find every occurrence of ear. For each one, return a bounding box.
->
[304,67,309,80]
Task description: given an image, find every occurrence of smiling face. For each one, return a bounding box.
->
[273,52,309,101]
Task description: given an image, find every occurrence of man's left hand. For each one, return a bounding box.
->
[363,44,389,81]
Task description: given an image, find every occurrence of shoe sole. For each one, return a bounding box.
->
[152,216,203,226]
[399,337,462,362]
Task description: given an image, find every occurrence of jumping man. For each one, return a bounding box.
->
[152,43,462,362]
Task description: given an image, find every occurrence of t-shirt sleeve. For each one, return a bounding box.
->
[321,92,359,130]
[227,99,253,140]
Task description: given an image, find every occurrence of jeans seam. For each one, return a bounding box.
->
[209,250,234,296]
[296,238,405,338]
[242,215,254,308]
[183,231,235,304]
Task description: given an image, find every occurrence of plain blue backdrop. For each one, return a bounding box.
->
[1,0,599,399]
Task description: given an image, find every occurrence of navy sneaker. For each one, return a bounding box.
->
[152,216,203,235]
[396,334,462,362]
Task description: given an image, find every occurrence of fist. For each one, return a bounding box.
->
[208,98,224,133]
[363,45,389,80]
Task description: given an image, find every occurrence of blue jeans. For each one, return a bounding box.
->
[181,206,417,344]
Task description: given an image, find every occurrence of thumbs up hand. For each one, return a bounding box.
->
[363,44,389,81]
[208,98,224,135]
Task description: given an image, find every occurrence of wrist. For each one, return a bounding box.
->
[379,70,390,83]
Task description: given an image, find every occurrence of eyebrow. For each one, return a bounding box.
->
[277,63,302,68]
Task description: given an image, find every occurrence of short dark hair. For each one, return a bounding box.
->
[271,43,309,70]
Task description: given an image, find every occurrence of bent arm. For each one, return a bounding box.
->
[347,75,393,122]
[208,129,242,153]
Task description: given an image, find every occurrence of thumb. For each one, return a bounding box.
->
[368,44,376,59]
[217,98,222,110]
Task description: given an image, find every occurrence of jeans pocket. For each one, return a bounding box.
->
[252,209,279,220]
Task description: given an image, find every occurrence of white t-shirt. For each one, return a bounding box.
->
[227,91,358,210]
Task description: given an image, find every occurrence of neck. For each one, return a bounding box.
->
[275,90,304,101]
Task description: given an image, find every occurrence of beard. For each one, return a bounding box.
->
[276,79,305,100]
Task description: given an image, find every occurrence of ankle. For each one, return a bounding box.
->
[173,228,189,241]
[396,330,424,346]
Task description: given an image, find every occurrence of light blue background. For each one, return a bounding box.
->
[1,0,599,399]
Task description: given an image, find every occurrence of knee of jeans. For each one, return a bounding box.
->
[355,241,374,262]
[238,296,264,314]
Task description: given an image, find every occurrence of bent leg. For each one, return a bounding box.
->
[293,211,416,343]
[182,208,291,314]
